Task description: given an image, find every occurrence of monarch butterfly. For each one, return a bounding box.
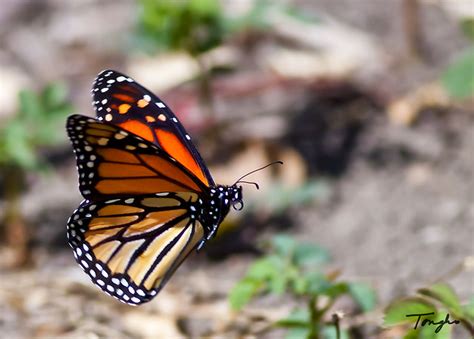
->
[66,70,281,305]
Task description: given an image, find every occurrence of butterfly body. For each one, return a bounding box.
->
[196,185,242,246]
[66,70,244,305]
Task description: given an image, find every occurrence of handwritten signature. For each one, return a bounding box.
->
[406,312,460,333]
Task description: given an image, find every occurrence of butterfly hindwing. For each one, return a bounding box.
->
[66,114,207,201]
[67,193,205,305]
[91,70,214,187]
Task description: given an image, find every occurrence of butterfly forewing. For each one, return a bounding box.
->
[66,114,207,201]
[91,70,214,187]
[67,193,204,305]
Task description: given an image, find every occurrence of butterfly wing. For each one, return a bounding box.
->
[66,114,208,201]
[67,193,205,305]
[67,69,219,304]
[91,69,214,187]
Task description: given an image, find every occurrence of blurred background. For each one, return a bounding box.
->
[0,0,473,338]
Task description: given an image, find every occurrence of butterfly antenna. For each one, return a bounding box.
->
[234,161,283,187]
[238,180,260,190]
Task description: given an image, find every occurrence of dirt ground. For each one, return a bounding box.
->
[298,106,473,303]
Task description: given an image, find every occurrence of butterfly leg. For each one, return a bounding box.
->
[196,222,219,251]
[206,223,219,240]
[196,238,206,251]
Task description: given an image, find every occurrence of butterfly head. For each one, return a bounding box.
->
[230,185,244,211]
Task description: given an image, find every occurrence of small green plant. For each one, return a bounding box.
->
[136,0,225,57]
[0,82,72,266]
[384,283,474,338]
[229,235,376,338]
[441,18,474,99]
[0,83,72,170]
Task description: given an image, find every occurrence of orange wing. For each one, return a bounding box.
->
[66,114,207,201]
[91,70,213,187]
[67,193,204,305]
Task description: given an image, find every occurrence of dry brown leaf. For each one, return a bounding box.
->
[124,312,183,339]
[387,81,450,126]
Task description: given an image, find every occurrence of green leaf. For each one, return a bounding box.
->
[419,322,452,339]
[229,278,261,310]
[418,283,463,318]
[0,131,7,164]
[13,142,37,169]
[33,107,71,145]
[322,326,350,339]
[269,272,288,294]
[285,327,310,339]
[403,329,420,339]
[42,82,68,109]
[247,256,282,281]
[304,272,332,295]
[400,313,454,339]
[19,89,42,119]
[325,282,349,299]
[441,47,474,99]
[292,276,308,295]
[294,243,330,266]
[384,297,437,327]
[189,0,219,15]
[4,122,38,169]
[136,0,224,55]
[463,295,474,321]
[461,18,474,42]
[242,255,288,296]
[0,82,73,171]
[276,308,310,328]
[271,234,296,257]
[348,282,376,312]
[52,103,74,116]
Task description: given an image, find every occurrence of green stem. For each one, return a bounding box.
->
[332,313,341,339]
[308,295,320,339]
